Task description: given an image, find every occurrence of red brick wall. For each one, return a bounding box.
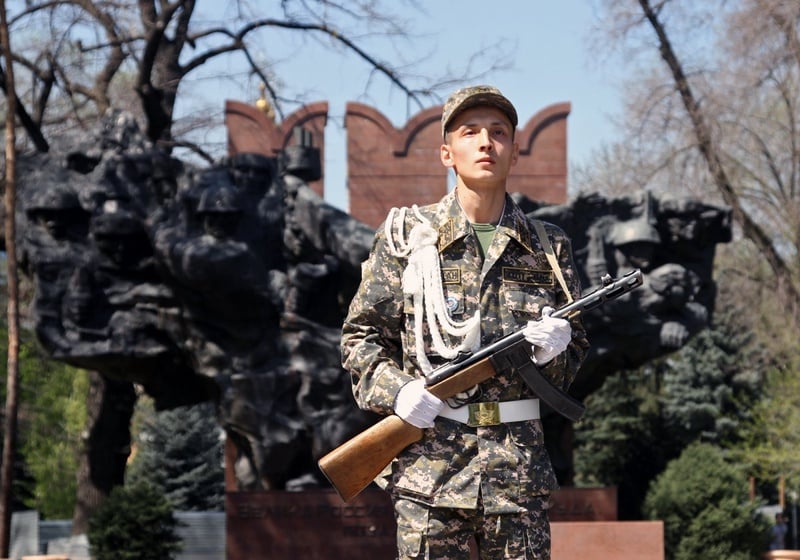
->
[346,102,447,229]
[346,101,571,228]
[225,100,328,197]
[225,99,570,228]
[508,102,571,205]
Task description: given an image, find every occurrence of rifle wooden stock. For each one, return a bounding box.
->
[318,357,498,502]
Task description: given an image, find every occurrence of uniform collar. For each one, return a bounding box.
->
[432,190,535,254]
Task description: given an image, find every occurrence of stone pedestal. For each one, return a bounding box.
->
[551,521,664,559]
[226,487,664,559]
[226,489,395,559]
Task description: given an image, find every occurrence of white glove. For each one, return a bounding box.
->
[523,307,572,365]
[394,379,444,429]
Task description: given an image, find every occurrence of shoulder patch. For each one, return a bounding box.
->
[438,219,455,251]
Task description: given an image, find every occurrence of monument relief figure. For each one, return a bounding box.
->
[13,111,731,491]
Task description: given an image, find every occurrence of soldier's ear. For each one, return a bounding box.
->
[441,143,455,169]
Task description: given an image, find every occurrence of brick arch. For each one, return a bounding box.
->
[391,105,444,156]
[346,103,447,229]
[344,103,443,157]
[508,102,571,204]
[346,101,571,228]
[225,98,570,226]
[225,100,329,196]
[517,102,572,156]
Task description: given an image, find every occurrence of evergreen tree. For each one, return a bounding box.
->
[574,368,667,519]
[660,314,763,449]
[0,326,86,518]
[88,482,182,560]
[128,400,224,511]
[643,442,770,560]
[574,306,764,519]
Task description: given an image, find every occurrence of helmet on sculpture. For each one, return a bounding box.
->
[197,183,243,215]
[91,210,143,238]
[25,186,88,240]
[26,186,82,215]
[609,219,660,247]
[609,218,660,272]
[197,184,243,239]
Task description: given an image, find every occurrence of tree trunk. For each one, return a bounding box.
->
[71,371,137,536]
[637,0,800,311]
[0,0,21,555]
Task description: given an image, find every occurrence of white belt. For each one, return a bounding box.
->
[437,398,540,427]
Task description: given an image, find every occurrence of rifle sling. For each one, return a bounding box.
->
[533,220,574,305]
[488,341,585,422]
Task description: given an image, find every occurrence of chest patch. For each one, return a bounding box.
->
[445,294,460,313]
[502,267,554,286]
[442,267,461,285]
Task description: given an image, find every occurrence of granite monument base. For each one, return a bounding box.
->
[226,487,664,559]
[227,489,395,559]
[552,521,664,560]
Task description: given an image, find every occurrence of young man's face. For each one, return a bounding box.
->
[440,106,519,189]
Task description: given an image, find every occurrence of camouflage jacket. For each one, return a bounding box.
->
[341,190,589,513]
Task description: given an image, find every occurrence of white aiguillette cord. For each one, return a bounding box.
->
[385,206,480,375]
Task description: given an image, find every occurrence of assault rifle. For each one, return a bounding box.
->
[318,268,644,502]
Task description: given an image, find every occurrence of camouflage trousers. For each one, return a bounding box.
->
[392,496,551,560]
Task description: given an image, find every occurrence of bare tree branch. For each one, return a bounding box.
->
[0,63,49,151]
[637,0,800,308]
[5,0,507,162]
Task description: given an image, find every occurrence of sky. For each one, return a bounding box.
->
[190,1,627,211]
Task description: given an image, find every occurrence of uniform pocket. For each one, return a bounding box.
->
[502,283,556,322]
[393,452,450,499]
[507,418,545,446]
[394,498,430,558]
[507,421,558,493]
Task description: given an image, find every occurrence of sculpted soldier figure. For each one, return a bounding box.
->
[341,85,590,559]
[13,101,733,509]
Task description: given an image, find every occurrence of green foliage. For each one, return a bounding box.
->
[19,346,88,518]
[674,497,768,560]
[715,241,800,498]
[643,442,770,560]
[736,365,800,488]
[88,482,183,560]
[128,399,224,511]
[574,310,764,519]
[573,367,667,518]
[574,369,656,484]
[0,326,87,518]
[660,313,762,449]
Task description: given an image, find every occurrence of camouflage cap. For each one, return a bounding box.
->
[441,85,518,139]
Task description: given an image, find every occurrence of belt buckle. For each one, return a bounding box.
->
[467,402,500,427]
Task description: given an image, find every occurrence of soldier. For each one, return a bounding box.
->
[341,85,589,559]
[25,183,90,243]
